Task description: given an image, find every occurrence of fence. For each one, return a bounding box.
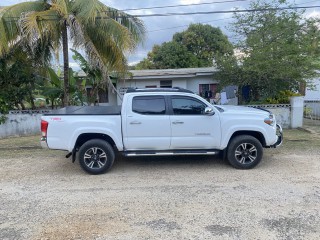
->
[304,100,320,126]
[0,110,50,139]
[246,104,291,128]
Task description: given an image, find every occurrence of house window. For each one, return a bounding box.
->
[199,84,217,99]
[145,85,157,88]
[160,80,172,88]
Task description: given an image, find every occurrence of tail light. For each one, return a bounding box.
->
[41,120,49,138]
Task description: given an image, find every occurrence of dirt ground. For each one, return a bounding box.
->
[1,125,320,240]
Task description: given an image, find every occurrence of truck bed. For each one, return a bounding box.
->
[44,106,121,115]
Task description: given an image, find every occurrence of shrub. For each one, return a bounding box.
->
[265,90,301,104]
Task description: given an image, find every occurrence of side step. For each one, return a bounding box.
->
[123,149,219,157]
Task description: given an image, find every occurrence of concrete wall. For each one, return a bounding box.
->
[247,104,291,129]
[0,113,42,138]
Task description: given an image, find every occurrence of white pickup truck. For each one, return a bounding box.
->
[41,88,282,174]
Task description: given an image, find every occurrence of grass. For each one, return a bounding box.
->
[0,134,60,158]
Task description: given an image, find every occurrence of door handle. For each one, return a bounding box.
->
[130,121,141,125]
[172,121,184,124]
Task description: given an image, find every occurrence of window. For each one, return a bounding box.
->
[145,85,157,88]
[199,84,217,99]
[132,96,166,115]
[172,97,207,115]
[160,80,172,88]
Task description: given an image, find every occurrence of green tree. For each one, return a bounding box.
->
[71,49,104,105]
[0,45,46,110]
[136,23,232,69]
[0,0,145,106]
[41,67,81,109]
[173,23,233,67]
[216,0,320,102]
[136,42,199,69]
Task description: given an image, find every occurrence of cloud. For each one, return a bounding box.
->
[306,10,320,19]
[179,0,201,4]
[3,0,318,65]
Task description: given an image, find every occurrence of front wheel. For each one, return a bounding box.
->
[227,135,263,169]
[78,139,115,174]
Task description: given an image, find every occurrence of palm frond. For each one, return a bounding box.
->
[18,9,61,55]
[71,0,145,48]
[51,0,69,19]
[0,1,49,55]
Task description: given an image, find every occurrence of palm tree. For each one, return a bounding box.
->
[0,0,145,106]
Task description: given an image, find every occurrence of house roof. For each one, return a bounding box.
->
[76,67,216,79]
[128,67,216,80]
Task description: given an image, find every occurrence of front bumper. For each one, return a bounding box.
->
[40,137,49,149]
[271,124,283,148]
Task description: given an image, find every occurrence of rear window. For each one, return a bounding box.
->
[132,96,166,115]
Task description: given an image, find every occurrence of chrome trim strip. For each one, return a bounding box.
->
[125,151,218,157]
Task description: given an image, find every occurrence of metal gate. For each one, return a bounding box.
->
[304,100,320,126]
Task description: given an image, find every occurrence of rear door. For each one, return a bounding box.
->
[123,95,171,150]
[169,96,221,149]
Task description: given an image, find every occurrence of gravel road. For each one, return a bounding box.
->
[1,130,320,240]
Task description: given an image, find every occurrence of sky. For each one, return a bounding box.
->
[1,0,320,69]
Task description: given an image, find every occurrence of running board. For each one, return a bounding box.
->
[123,150,219,157]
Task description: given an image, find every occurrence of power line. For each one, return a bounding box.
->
[4,5,320,21]
[145,1,320,33]
[148,17,233,32]
[108,0,248,12]
[130,6,320,18]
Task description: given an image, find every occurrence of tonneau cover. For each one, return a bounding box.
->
[44,106,121,115]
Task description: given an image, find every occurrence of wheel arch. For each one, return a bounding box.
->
[75,133,118,151]
[229,131,266,147]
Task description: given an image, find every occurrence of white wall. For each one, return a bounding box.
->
[247,105,291,128]
[0,114,41,138]
[118,78,188,89]
[186,76,219,94]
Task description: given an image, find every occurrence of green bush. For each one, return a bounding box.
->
[0,97,9,124]
[265,90,301,104]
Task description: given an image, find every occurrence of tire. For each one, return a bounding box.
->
[78,139,115,174]
[227,135,263,169]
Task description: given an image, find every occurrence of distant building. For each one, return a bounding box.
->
[116,67,219,105]
[80,67,222,106]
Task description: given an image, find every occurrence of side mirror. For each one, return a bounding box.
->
[204,107,215,116]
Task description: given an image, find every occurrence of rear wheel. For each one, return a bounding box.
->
[227,135,263,169]
[78,139,115,174]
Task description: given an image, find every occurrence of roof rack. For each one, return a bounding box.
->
[126,87,194,94]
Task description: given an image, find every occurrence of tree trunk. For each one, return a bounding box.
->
[20,101,26,110]
[62,20,69,107]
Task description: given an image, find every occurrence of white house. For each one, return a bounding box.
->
[97,67,220,105]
